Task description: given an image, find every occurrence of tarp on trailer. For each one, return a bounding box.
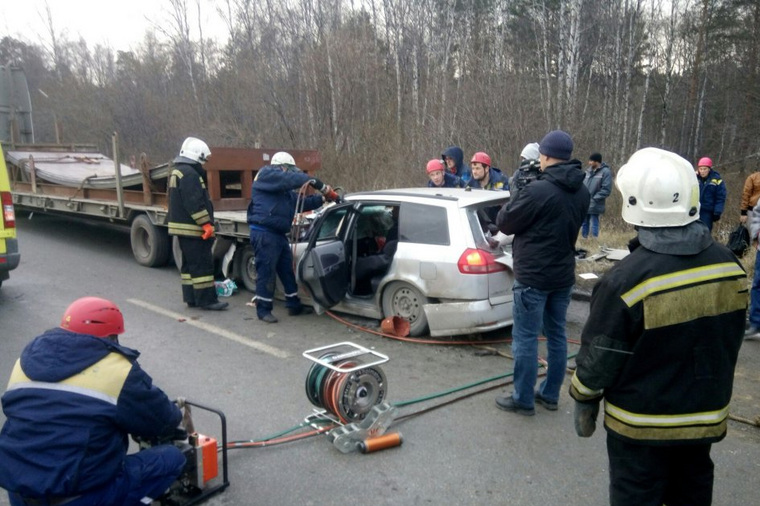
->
[5,149,170,188]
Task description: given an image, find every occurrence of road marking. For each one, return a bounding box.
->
[127,298,289,358]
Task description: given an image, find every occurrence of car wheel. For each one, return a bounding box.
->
[381,281,429,337]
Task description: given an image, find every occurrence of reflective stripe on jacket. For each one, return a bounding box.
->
[167,161,214,237]
[570,231,746,445]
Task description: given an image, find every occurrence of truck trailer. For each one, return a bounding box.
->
[3,138,321,293]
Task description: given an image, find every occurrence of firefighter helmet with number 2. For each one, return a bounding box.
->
[616,147,700,227]
[60,297,125,338]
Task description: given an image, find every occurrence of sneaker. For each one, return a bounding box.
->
[744,326,760,340]
[534,392,558,411]
[495,394,535,416]
[201,301,229,311]
[259,313,278,323]
[288,305,314,316]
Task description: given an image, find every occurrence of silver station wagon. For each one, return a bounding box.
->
[296,188,514,337]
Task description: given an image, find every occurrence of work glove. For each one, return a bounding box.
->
[712,214,721,222]
[574,401,600,438]
[308,178,326,192]
[201,223,215,240]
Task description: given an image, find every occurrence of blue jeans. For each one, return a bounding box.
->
[510,280,573,408]
[750,249,760,327]
[9,445,185,506]
[581,214,600,238]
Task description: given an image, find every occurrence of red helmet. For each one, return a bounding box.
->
[426,159,445,174]
[697,157,713,168]
[60,297,125,337]
[471,152,491,167]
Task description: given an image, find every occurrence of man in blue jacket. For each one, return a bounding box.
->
[0,297,185,506]
[581,152,613,239]
[442,146,472,185]
[247,151,337,323]
[696,156,726,231]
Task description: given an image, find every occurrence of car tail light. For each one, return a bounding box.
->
[1,192,15,229]
[457,248,507,274]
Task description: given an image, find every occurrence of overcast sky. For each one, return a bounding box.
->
[0,0,228,53]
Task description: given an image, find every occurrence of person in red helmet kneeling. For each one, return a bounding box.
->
[0,297,185,506]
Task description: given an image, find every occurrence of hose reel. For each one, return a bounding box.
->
[303,342,401,453]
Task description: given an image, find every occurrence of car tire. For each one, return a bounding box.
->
[381,281,429,337]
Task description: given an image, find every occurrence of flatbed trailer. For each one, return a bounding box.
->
[4,142,321,292]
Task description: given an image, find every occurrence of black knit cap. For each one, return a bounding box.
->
[539,130,573,160]
[589,152,602,163]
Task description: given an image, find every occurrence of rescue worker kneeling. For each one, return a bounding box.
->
[0,297,185,506]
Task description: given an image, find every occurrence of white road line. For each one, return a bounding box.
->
[127,298,288,358]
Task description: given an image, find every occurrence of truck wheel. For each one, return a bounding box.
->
[172,236,183,271]
[235,245,257,293]
[130,215,170,267]
[381,281,430,337]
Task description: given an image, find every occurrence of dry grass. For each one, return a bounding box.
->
[573,217,756,295]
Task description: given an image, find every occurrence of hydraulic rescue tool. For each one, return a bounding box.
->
[303,342,403,453]
[135,400,229,506]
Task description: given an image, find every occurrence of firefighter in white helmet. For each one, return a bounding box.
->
[168,137,228,310]
[569,147,747,506]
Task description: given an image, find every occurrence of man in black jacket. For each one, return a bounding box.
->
[494,130,589,416]
[569,148,746,506]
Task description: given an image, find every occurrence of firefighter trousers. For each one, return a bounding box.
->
[607,434,714,506]
[178,236,218,308]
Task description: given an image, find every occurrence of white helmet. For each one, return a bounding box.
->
[271,151,296,167]
[616,147,700,227]
[520,142,540,160]
[179,137,211,164]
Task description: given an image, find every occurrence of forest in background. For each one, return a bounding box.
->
[1,0,759,227]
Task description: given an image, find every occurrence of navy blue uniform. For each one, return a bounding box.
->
[247,165,324,318]
[0,329,184,505]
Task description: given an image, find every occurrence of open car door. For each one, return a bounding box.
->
[297,202,354,310]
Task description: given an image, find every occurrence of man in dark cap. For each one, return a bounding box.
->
[494,130,590,416]
[582,152,613,241]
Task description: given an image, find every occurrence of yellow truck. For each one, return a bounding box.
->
[0,145,20,287]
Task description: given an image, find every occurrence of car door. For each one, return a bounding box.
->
[297,202,355,309]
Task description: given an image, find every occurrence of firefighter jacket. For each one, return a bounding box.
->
[569,222,746,445]
[0,328,182,498]
[466,167,510,191]
[427,171,464,188]
[740,171,760,216]
[697,168,726,217]
[496,159,590,290]
[247,165,324,235]
[168,158,214,238]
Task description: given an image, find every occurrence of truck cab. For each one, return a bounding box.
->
[0,146,20,287]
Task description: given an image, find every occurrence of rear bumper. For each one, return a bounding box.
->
[0,238,20,273]
[424,299,513,337]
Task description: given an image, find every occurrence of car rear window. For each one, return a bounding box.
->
[399,203,449,245]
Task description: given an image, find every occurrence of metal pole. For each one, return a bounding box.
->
[112,132,125,219]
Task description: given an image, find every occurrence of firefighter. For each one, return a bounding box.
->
[167,137,228,310]
[569,147,747,506]
[0,297,185,506]
[247,151,337,323]
[467,152,509,191]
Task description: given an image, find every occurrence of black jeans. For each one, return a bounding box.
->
[607,434,714,506]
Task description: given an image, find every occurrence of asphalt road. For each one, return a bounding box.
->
[1,213,759,506]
